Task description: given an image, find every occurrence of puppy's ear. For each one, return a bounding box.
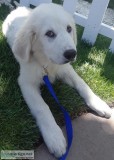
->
[13,29,36,62]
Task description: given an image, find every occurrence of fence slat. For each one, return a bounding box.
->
[82,0,110,44]
[109,40,114,53]
[74,14,114,39]
[20,0,30,6]
[74,12,87,27]
[99,24,114,39]
[29,0,52,6]
[63,0,78,15]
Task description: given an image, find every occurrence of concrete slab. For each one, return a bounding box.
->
[34,109,114,160]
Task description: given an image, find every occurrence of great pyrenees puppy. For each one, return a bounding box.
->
[2,3,112,157]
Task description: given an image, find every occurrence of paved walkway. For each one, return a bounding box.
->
[34,109,114,160]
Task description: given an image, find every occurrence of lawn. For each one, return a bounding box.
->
[0,2,114,152]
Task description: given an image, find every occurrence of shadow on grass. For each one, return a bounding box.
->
[95,34,114,83]
[76,26,114,84]
[102,52,114,83]
[74,25,92,67]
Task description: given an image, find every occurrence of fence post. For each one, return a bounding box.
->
[63,0,78,15]
[82,0,110,44]
[109,39,114,53]
[29,0,52,6]
[20,0,30,7]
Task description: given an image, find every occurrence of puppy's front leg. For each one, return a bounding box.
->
[18,79,66,158]
[57,64,112,118]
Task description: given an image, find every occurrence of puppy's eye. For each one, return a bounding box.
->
[45,30,56,38]
[67,25,72,33]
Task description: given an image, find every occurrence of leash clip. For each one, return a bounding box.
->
[42,65,48,76]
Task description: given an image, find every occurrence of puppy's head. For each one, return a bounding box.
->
[13,3,77,65]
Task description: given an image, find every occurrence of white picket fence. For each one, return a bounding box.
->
[20,0,114,53]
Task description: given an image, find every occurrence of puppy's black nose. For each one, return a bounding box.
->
[64,49,76,61]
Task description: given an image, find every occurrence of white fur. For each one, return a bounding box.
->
[2,3,112,157]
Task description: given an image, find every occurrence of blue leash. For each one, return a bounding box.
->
[43,75,73,160]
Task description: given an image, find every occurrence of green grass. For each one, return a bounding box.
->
[0,4,114,152]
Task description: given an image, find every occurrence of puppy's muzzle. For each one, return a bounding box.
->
[64,49,76,61]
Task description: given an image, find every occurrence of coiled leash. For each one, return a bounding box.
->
[43,74,73,160]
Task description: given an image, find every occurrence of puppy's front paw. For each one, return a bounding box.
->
[87,95,112,118]
[42,125,67,157]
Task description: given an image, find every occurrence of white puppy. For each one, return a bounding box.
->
[2,3,112,157]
